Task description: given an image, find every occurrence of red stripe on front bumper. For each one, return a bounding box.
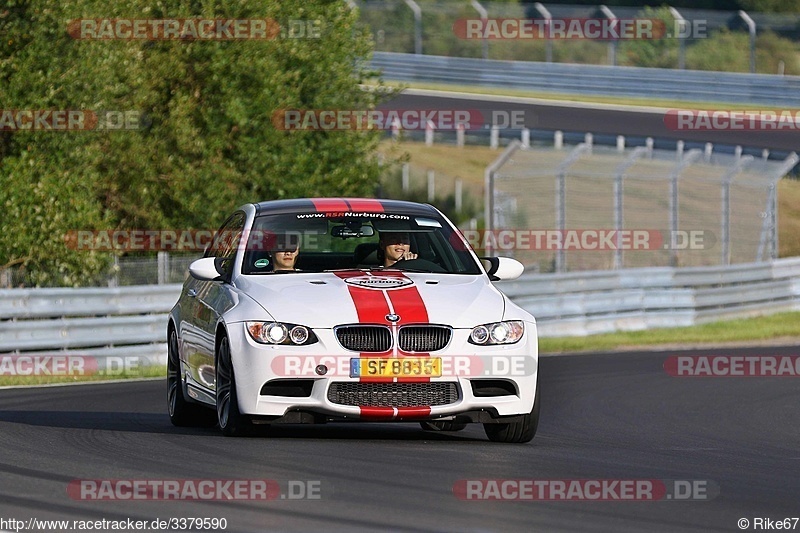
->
[358,406,432,420]
[360,407,394,419]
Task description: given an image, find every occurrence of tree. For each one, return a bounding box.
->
[0,0,387,286]
[618,6,680,69]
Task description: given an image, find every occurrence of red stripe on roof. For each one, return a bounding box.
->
[310,198,349,212]
[346,198,385,212]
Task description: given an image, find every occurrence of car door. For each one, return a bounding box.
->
[186,211,246,392]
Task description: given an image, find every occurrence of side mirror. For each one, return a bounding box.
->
[481,257,524,281]
[189,257,224,282]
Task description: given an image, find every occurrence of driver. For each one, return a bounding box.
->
[379,231,417,267]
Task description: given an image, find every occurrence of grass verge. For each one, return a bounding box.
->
[0,365,166,387]
[539,311,800,354]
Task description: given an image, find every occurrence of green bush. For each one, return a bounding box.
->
[618,6,679,69]
[686,29,800,74]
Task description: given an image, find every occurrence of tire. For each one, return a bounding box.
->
[420,421,468,432]
[484,386,540,443]
[168,329,215,427]
[215,336,250,436]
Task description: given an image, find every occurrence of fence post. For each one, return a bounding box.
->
[110,256,120,287]
[427,170,435,202]
[554,143,592,273]
[157,251,169,285]
[720,155,753,265]
[403,0,422,55]
[425,120,434,146]
[402,163,410,192]
[613,146,649,269]
[470,0,489,59]
[599,5,618,66]
[704,142,713,163]
[533,3,553,63]
[484,141,522,255]
[456,123,465,147]
[455,178,463,212]
[757,152,798,261]
[556,171,566,273]
[554,130,563,150]
[738,10,757,73]
[521,128,530,148]
[771,180,779,260]
[668,149,702,267]
[669,7,687,70]
[616,135,625,152]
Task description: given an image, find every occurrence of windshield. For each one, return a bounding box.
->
[240,212,482,275]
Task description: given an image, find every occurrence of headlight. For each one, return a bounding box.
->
[469,321,524,345]
[246,322,317,345]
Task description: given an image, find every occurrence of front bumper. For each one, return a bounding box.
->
[226,321,538,421]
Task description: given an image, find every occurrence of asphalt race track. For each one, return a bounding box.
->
[0,346,798,532]
[384,90,800,153]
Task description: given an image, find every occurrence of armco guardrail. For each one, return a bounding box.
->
[371,52,800,107]
[498,257,800,337]
[0,285,182,368]
[1,258,799,360]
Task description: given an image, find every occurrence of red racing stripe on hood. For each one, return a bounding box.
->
[386,285,429,324]
[346,198,384,212]
[334,271,392,384]
[386,279,432,383]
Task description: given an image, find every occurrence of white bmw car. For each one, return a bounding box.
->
[167,198,539,442]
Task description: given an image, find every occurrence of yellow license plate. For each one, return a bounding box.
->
[350,358,442,378]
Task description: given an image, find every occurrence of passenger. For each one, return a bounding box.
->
[378,231,417,267]
[270,234,300,271]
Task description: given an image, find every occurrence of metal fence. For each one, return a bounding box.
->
[0,252,200,289]
[485,138,799,273]
[497,257,800,337]
[356,0,800,71]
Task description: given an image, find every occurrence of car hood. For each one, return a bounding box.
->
[234,270,506,329]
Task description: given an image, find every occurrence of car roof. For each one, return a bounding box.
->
[252,198,441,217]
